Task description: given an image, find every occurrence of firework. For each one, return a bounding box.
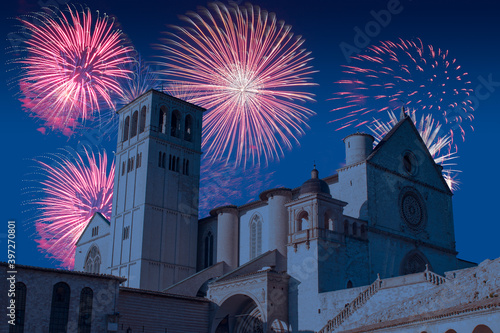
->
[118,54,160,106]
[14,5,134,135]
[369,109,460,191]
[331,39,474,145]
[157,2,317,166]
[26,149,114,268]
[199,158,275,217]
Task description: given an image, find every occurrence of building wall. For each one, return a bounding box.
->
[239,204,270,265]
[75,214,110,274]
[0,264,121,333]
[117,288,211,333]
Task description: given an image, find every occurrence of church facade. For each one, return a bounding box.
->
[3,89,498,333]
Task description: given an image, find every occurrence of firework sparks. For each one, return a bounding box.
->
[156,2,317,166]
[118,54,160,106]
[369,109,460,191]
[199,158,275,218]
[26,149,114,268]
[331,39,474,145]
[14,5,134,135]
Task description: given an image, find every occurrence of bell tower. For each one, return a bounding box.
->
[108,89,205,291]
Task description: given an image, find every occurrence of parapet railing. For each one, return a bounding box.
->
[424,265,447,286]
[317,275,383,333]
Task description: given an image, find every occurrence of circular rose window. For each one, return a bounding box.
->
[399,187,426,230]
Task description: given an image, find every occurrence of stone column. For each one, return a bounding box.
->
[211,205,239,269]
[260,188,292,257]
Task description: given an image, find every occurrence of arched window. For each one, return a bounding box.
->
[130,111,138,138]
[344,220,349,235]
[9,282,26,333]
[176,157,180,172]
[172,155,176,171]
[297,211,309,231]
[185,160,189,176]
[352,222,357,236]
[346,280,353,288]
[400,251,428,275]
[162,153,166,169]
[123,116,130,141]
[360,224,366,237]
[250,215,263,259]
[49,282,71,333]
[324,213,334,231]
[78,287,93,333]
[159,106,167,133]
[139,106,146,133]
[472,325,493,333]
[184,114,193,141]
[84,245,101,274]
[204,231,214,268]
[171,110,181,137]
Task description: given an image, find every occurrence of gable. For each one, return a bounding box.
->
[367,117,451,194]
[76,212,111,246]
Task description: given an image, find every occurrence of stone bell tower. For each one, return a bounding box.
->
[108,89,205,291]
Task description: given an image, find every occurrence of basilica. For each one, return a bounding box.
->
[2,89,499,333]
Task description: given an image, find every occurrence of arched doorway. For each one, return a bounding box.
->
[212,294,265,333]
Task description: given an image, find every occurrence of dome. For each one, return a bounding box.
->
[299,167,331,196]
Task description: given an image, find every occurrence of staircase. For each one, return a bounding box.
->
[317,267,448,333]
[317,276,383,333]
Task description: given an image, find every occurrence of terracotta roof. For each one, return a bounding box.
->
[0,262,126,282]
[116,88,206,114]
[119,286,210,302]
[340,297,500,332]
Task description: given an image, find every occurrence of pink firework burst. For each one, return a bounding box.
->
[29,149,114,269]
[331,38,474,146]
[157,2,317,166]
[14,5,134,135]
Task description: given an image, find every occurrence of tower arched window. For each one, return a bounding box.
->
[172,156,176,171]
[139,106,146,133]
[204,231,214,268]
[352,222,357,236]
[346,280,353,288]
[159,106,167,133]
[176,156,180,172]
[162,153,166,169]
[344,220,349,235]
[185,160,189,176]
[49,282,71,333]
[324,212,334,231]
[184,114,193,141]
[130,111,138,138]
[250,215,263,259]
[78,287,93,333]
[297,211,309,231]
[123,116,130,141]
[9,282,26,333]
[84,245,101,274]
[171,110,181,138]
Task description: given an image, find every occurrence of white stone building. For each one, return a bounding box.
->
[3,89,498,333]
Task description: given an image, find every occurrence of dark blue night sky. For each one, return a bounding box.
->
[1,0,499,268]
